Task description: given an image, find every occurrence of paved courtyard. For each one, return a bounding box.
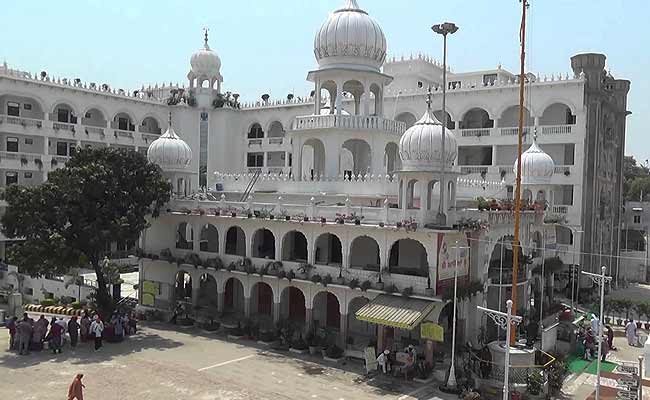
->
[0,321,451,400]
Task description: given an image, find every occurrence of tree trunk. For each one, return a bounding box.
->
[93,260,113,318]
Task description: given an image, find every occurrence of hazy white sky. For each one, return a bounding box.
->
[2,0,648,160]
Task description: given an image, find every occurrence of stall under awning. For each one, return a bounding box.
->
[355,294,442,330]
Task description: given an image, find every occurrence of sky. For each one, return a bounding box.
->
[1,0,649,161]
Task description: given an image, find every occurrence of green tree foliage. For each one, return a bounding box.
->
[624,156,650,201]
[2,148,171,316]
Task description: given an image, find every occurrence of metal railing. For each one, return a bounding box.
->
[541,124,573,135]
[460,128,491,137]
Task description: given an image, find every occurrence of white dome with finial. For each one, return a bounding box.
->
[399,90,457,171]
[190,30,221,79]
[314,0,387,72]
[147,114,192,171]
[513,135,554,184]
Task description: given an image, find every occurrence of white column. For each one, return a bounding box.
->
[335,79,343,116]
[314,80,321,115]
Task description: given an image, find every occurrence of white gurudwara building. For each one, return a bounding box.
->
[0,0,630,361]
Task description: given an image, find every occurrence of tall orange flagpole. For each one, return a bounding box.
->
[510,0,529,345]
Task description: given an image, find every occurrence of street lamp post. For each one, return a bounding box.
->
[581,266,612,400]
[478,300,523,400]
[569,229,583,314]
[444,240,468,390]
[431,22,458,226]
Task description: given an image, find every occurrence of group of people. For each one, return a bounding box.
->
[578,314,616,362]
[6,310,137,354]
[375,345,426,380]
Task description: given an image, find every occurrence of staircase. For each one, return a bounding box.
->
[239,168,262,202]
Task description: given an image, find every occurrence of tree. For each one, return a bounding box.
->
[2,148,171,316]
[624,156,650,201]
[628,176,650,202]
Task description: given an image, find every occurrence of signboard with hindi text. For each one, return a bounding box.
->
[437,232,470,282]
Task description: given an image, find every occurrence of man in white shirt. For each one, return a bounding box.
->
[90,315,104,351]
[376,350,391,373]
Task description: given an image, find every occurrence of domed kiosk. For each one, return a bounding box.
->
[147,113,194,196]
[513,134,555,206]
[187,30,223,92]
[396,90,459,226]
[307,0,393,117]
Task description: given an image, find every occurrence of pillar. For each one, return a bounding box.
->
[217,292,224,313]
[191,287,200,307]
[314,81,322,115]
[335,79,343,116]
[273,302,280,324]
[305,308,313,333]
[244,297,251,318]
[339,313,348,347]
[377,325,385,352]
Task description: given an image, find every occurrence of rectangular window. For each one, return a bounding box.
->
[23,103,32,111]
[7,102,20,117]
[24,138,33,145]
[634,215,641,224]
[57,108,70,123]
[6,137,18,152]
[56,142,68,156]
[246,153,264,167]
[118,117,129,131]
[24,172,32,179]
[483,74,497,86]
[5,172,18,186]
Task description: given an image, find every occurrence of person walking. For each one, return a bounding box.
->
[67,373,85,400]
[625,319,638,346]
[376,350,391,374]
[90,315,104,351]
[6,316,17,351]
[68,316,80,348]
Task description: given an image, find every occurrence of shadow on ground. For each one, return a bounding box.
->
[0,329,183,369]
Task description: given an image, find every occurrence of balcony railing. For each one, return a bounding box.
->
[268,138,284,145]
[293,114,406,135]
[114,130,134,139]
[0,115,44,128]
[460,166,489,175]
[460,128,491,137]
[541,124,572,135]
[554,165,572,175]
[53,122,76,132]
[84,126,104,135]
[551,205,569,214]
[499,127,531,136]
[248,139,263,146]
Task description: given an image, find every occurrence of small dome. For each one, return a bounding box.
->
[513,137,554,184]
[147,120,192,171]
[314,0,387,72]
[190,31,221,79]
[399,109,457,171]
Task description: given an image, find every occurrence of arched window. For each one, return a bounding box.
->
[314,233,342,266]
[282,231,308,262]
[199,224,219,253]
[252,229,275,259]
[389,239,428,276]
[225,226,246,256]
[248,123,264,139]
[349,236,380,271]
[176,222,193,250]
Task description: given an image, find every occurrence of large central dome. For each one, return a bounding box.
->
[314,0,387,72]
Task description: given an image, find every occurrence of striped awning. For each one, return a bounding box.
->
[355,294,440,330]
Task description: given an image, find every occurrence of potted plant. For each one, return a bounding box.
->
[306,332,321,355]
[320,217,327,224]
[348,278,359,289]
[526,371,544,399]
[323,344,344,362]
[477,196,489,211]
[285,215,291,221]
[355,218,361,225]
[402,286,413,297]
[322,274,333,287]
[269,214,274,220]
[303,216,309,222]
[290,336,308,354]
[360,280,372,291]
[311,274,322,285]
[297,263,313,279]
[231,211,237,217]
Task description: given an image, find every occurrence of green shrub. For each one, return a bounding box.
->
[71,301,82,310]
[39,298,56,307]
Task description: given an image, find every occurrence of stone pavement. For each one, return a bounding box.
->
[563,329,650,400]
[0,321,454,400]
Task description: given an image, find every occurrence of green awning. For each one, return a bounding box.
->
[355,294,439,330]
